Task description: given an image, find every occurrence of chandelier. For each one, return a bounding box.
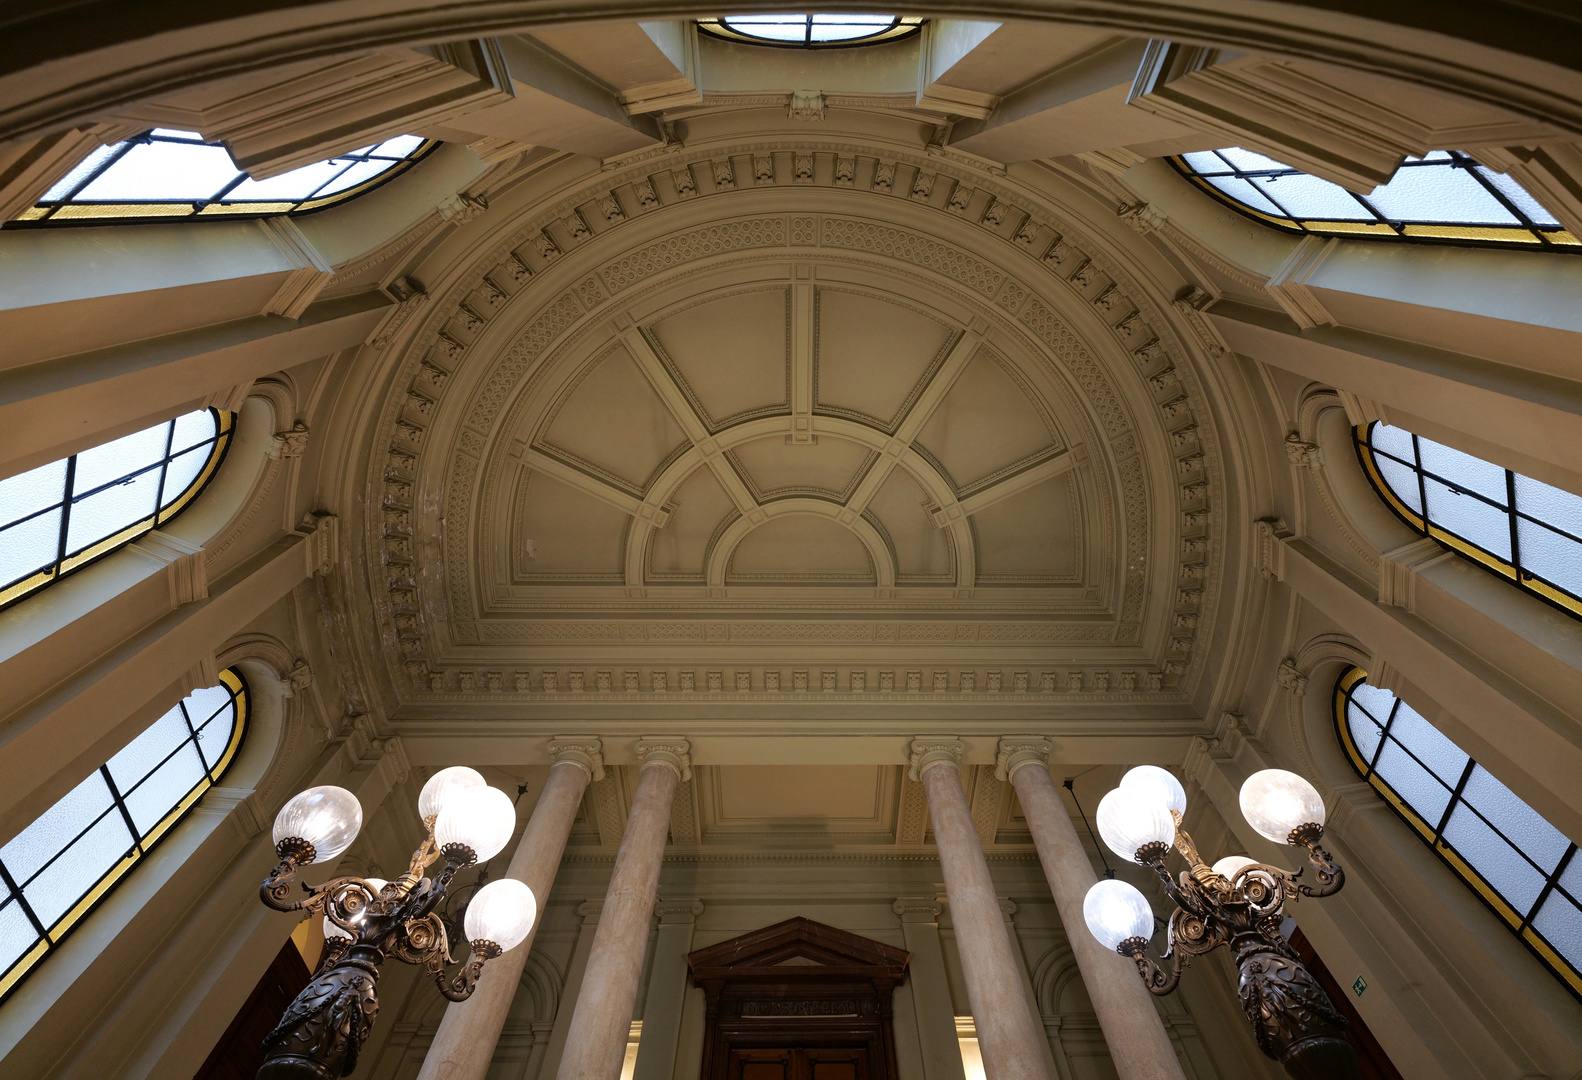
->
[255,767,535,1079]
[1082,766,1360,1080]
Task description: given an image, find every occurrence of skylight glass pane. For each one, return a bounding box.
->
[1517,520,1582,597]
[1374,455,1423,514]
[1,771,113,883]
[1562,854,1582,900]
[0,459,67,527]
[724,15,809,41]
[371,135,425,158]
[1215,147,1291,172]
[0,509,60,586]
[159,444,210,509]
[1369,423,1416,463]
[1442,802,1546,913]
[167,410,217,455]
[810,14,894,41]
[1349,680,1399,724]
[1461,766,1571,872]
[73,424,168,493]
[24,811,133,928]
[41,143,122,201]
[74,141,240,202]
[106,707,190,792]
[1249,174,1373,220]
[312,158,394,198]
[225,160,347,201]
[184,685,233,728]
[65,470,160,554]
[1345,701,1383,764]
[1423,477,1512,559]
[1515,474,1582,539]
[1533,891,1582,968]
[149,129,203,140]
[1418,439,1509,504]
[1373,739,1452,825]
[1387,703,1469,785]
[121,743,206,836]
[1204,177,1287,217]
[1476,167,1561,226]
[1367,164,1520,225]
[0,900,38,975]
[1181,151,1232,175]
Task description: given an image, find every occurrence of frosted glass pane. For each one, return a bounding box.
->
[1346,703,1383,764]
[724,15,807,41]
[1559,852,1582,900]
[1216,147,1292,172]
[1388,704,1469,785]
[121,742,205,836]
[1461,767,1571,872]
[371,135,425,158]
[168,410,217,454]
[1369,423,1416,462]
[1532,892,1582,969]
[1367,164,1519,224]
[42,143,124,200]
[1417,438,1508,503]
[1182,151,1231,174]
[184,685,233,727]
[1375,456,1423,513]
[1515,474,1582,539]
[75,141,239,201]
[23,811,133,927]
[1249,174,1372,220]
[1424,477,1512,559]
[225,160,345,201]
[74,424,168,492]
[1373,740,1452,826]
[1349,681,1399,725]
[2,771,113,883]
[1443,803,1546,914]
[810,14,892,40]
[158,444,209,508]
[1476,166,1560,226]
[0,459,67,525]
[1205,176,1286,216]
[65,469,159,553]
[1516,519,1582,596]
[313,159,392,197]
[106,707,189,791]
[0,508,61,586]
[0,899,39,974]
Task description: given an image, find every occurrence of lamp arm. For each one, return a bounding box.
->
[1125,943,1182,995]
[1290,825,1345,898]
[432,942,503,1002]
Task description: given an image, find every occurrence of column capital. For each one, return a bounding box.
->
[654,897,704,924]
[636,736,691,781]
[549,736,605,781]
[892,895,942,921]
[908,736,963,781]
[994,735,1052,781]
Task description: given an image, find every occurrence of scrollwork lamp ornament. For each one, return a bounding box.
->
[256,768,536,1079]
[1082,766,1359,1080]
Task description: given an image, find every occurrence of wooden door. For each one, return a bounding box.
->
[728,1048,870,1080]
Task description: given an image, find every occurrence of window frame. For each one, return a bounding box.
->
[0,669,250,1004]
[0,407,234,612]
[1334,667,1582,998]
[1353,421,1582,621]
[696,15,923,48]
[1172,148,1579,251]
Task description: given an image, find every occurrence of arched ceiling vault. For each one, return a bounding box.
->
[347,113,1249,724]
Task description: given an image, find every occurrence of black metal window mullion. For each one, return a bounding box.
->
[53,455,77,579]
[0,858,49,942]
[1432,759,1477,842]
[1454,151,1548,243]
[100,766,146,853]
[1522,843,1579,933]
[51,138,138,205]
[154,418,175,523]
[1506,468,1523,579]
[1410,431,1430,532]
[1366,695,1400,775]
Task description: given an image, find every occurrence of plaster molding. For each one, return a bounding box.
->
[994,736,1053,781]
[908,736,964,781]
[636,736,692,781]
[1265,236,1339,329]
[548,735,606,781]
[1378,537,1454,611]
[892,896,943,920]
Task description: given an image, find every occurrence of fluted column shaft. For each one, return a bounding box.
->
[912,739,1049,1080]
[416,741,602,1080]
[1001,739,1187,1080]
[556,739,689,1080]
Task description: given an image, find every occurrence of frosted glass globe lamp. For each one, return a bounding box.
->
[1083,879,1155,953]
[272,785,363,864]
[464,879,538,958]
[1118,766,1187,819]
[1240,769,1327,845]
[435,785,517,866]
[418,766,485,828]
[1095,787,1176,864]
[1210,856,1275,891]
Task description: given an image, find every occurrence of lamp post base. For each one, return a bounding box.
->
[1236,947,1361,1080]
[258,952,381,1079]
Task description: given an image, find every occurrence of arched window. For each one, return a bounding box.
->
[1175,147,1573,248]
[1335,668,1582,996]
[696,14,922,47]
[0,670,249,1002]
[1355,421,1582,619]
[12,130,435,226]
[0,408,234,611]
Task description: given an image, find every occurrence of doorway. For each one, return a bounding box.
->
[730,1047,870,1080]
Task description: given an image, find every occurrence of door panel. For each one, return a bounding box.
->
[731,1049,793,1080]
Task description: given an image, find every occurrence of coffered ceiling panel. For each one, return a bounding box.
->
[648,466,735,580]
[727,514,876,584]
[727,434,874,503]
[648,287,790,428]
[972,473,1081,582]
[513,471,628,580]
[865,467,953,581]
[698,765,900,841]
[541,344,690,493]
[912,350,1061,492]
[814,287,956,430]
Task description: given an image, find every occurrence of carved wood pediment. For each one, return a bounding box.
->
[687,917,908,983]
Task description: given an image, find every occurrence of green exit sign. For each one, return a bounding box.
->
[1352,975,1367,997]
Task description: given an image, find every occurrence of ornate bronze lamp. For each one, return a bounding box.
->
[256,768,536,1079]
[1083,766,1360,1080]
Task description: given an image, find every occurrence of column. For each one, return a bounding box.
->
[893,897,968,1080]
[910,738,1049,1080]
[556,738,689,1080]
[998,737,1188,1080]
[416,737,603,1080]
[632,899,704,1080]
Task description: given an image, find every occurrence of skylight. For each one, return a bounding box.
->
[697,14,923,47]
[1176,147,1574,249]
[13,129,436,226]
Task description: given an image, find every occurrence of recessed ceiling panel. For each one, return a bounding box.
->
[648,288,790,427]
[865,467,952,581]
[649,466,736,580]
[814,288,956,430]
[727,515,875,583]
[913,350,1059,492]
[541,344,690,493]
[727,435,874,503]
[513,471,628,581]
[972,472,1081,582]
